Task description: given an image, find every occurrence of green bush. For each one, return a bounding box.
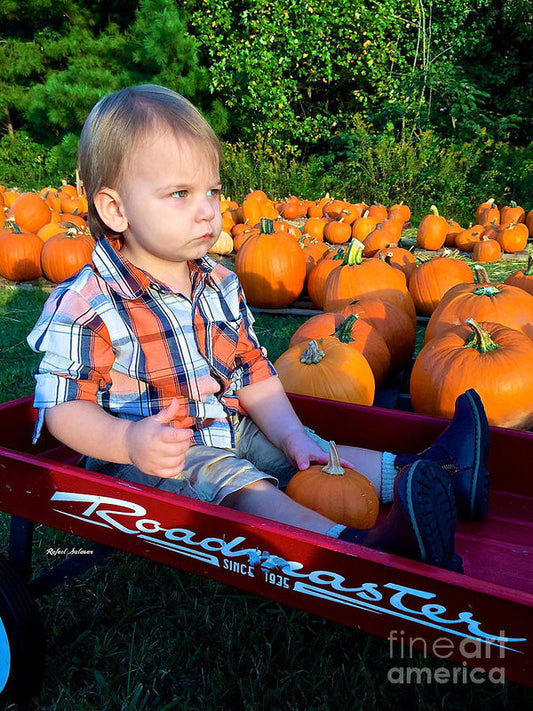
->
[0,132,75,189]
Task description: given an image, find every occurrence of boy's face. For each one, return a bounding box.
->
[96,127,223,280]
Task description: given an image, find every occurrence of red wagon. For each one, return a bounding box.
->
[0,393,531,702]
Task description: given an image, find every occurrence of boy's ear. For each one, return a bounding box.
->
[93,187,128,233]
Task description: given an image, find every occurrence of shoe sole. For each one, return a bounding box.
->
[402,460,462,571]
[462,389,489,520]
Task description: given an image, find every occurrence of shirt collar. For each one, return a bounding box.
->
[92,236,218,299]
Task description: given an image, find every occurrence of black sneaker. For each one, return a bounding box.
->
[340,460,463,572]
[394,389,490,520]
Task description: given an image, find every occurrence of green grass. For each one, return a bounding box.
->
[1,276,532,710]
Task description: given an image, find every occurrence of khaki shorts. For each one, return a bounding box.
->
[84,416,329,505]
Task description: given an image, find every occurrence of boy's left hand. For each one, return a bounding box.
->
[280,429,351,471]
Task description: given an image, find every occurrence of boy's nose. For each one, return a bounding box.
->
[196,196,216,221]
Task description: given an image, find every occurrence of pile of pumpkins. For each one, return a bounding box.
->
[0,184,93,284]
[217,191,532,431]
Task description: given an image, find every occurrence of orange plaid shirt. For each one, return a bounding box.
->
[28,236,276,447]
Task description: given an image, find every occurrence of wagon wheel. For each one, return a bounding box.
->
[0,555,45,704]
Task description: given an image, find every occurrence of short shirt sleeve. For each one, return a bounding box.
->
[27,287,115,439]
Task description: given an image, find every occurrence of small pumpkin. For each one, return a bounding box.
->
[454,224,484,253]
[351,212,378,242]
[208,230,234,255]
[493,222,528,253]
[324,218,352,244]
[286,441,379,529]
[416,205,449,250]
[500,201,525,225]
[298,236,330,278]
[475,198,500,226]
[388,202,410,224]
[362,224,397,257]
[472,235,501,263]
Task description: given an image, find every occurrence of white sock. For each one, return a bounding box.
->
[381,451,398,504]
[326,523,347,538]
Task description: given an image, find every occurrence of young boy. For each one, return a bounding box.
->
[27,85,489,572]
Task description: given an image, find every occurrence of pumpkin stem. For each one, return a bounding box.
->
[321,441,345,476]
[473,264,491,284]
[299,339,325,365]
[259,217,274,234]
[333,314,358,343]
[464,318,501,353]
[341,238,365,266]
[429,204,440,216]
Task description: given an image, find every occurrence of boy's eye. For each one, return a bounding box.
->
[171,190,188,198]
[207,188,221,197]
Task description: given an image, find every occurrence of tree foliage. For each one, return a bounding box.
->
[0,0,531,213]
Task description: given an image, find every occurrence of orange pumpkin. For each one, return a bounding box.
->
[475,198,500,226]
[0,227,43,281]
[366,202,388,222]
[298,236,329,278]
[274,337,375,406]
[289,312,344,348]
[410,319,533,429]
[351,213,377,242]
[443,220,463,248]
[323,240,416,322]
[303,216,328,241]
[493,222,528,253]
[504,254,533,296]
[323,218,351,244]
[341,297,416,372]
[329,313,391,387]
[40,229,96,283]
[7,192,51,234]
[416,205,449,250]
[408,254,474,316]
[374,245,417,281]
[362,224,397,257]
[472,236,501,263]
[423,269,533,344]
[306,247,346,308]
[234,217,306,308]
[454,224,484,253]
[286,441,379,529]
[388,202,411,224]
[500,201,525,225]
[241,195,262,226]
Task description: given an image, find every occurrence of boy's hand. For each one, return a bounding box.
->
[124,398,192,478]
[280,429,348,471]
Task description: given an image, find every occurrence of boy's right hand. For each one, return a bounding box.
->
[124,398,192,478]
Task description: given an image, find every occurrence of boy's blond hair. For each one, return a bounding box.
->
[78,84,223,238]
